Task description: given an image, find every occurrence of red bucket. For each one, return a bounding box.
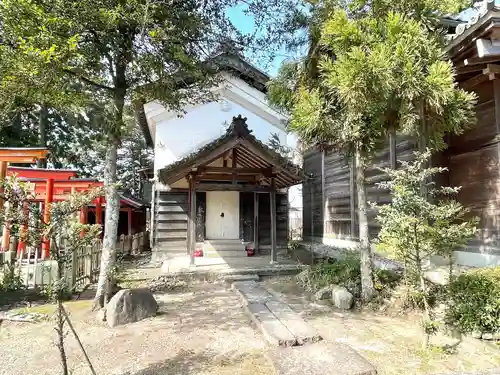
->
[193,248,204,257]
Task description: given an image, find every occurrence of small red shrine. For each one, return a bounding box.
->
[0,148,147,259]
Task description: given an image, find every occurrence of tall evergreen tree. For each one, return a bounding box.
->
[268,0,476,300]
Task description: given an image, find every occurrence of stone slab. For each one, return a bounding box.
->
[245,302,297,347]
[224,274,260,283]
[268,342,377,375]
[232,280,274,304]
[266,299,322,345]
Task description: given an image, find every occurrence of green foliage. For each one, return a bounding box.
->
[0,264,25,292]
[446,267,500,334]
[296,251,399,296]
[41,279,73,302]
[288,240,301,251]
[296,253,361,293]
[375,150,479,277]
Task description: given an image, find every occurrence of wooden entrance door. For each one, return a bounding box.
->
[206,191,239,239]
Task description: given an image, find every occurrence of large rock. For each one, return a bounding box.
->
[313,285,333,301]
[106,288,158,327]
[331,286,354,310]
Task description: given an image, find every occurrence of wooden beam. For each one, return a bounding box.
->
[253,192,259,254]
[270,178,277,264]
[232,148,237,168]
[198,166,274,176]
[196,183,272,192]
[456,64,488,75]
[484,64,500,75]
[232,149,237,184]
[464,55,500,66]
[461,73,489,90]
[0,148,48,162]
[163,138,240,184]
[197,174,257,182]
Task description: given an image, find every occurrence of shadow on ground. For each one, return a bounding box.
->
[122,350,274,375]
[122,349,212,375]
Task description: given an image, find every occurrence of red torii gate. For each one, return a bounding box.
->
[0,148,50,254]
[4,167,105,258]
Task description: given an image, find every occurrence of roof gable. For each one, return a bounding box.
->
[158,115,303,189]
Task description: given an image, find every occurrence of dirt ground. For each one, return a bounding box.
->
[263,276,500,375]
[0,282,273,375]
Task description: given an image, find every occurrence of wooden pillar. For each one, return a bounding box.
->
[0,161,7,210]
[188,175,196,263]
[127,207,133,235]
[95,196,103,225]
[270,178,277,264]
[42,178,54,259]
[79,206,88,224]
[253,192,259,253]
[0,161,8,252]
[1,219,10,252]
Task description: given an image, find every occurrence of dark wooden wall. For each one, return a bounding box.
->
[154,191,288,251]
[448,80,500,254]
[303,138,417,242]
[303,150,324,240]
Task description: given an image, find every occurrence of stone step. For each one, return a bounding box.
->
[156,221,188,230]
[157,213,187,221]
[224,274,260,283]
[204,240,246,252]
[202,250,248,258]
[268,342,377,375]
[232,281,322,347]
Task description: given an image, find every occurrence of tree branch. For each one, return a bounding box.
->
[62,69,115,92]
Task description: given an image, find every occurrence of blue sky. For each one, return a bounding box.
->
[226,4,297,77]
[226,1,500,77]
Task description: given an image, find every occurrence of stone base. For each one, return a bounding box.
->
[160,255,191,274]
[268,342,376,375]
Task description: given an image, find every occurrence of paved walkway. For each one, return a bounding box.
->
[232,279,377,375]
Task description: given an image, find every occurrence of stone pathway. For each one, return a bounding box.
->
[232,280,321,347]
[232,280,377,375]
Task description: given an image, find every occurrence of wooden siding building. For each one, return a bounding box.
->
[151,115,303,265]
[303,1,500,267]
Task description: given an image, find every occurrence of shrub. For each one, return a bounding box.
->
[0,264,25,292]
[296,252,401,297]
[296,253,361,293]
[446,267,500,333]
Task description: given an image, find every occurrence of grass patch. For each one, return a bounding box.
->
[11,299,93,316]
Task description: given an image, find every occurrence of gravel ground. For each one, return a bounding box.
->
[263,277,500,375]
[0,282,273,375]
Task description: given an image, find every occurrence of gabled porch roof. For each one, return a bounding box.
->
[158,115,303,190]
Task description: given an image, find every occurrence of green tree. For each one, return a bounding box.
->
[0,175,102,374]
[375,150,478,347]
[268,0,475,300]
[0,0,291,308]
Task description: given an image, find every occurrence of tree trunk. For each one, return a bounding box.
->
[92,135,120,309]
[92,52,127,309]
[355,147,375,301]
[37,104,48,168]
